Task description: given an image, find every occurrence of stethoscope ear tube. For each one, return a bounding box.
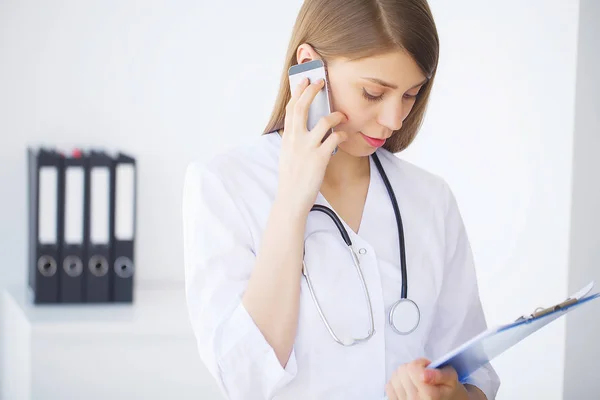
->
[310,204,352,246]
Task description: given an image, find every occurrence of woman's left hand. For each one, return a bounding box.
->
[385,358,470,400]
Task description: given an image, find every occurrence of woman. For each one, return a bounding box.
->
[182,0,500,399]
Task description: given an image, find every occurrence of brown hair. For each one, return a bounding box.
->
[262,0,439,153]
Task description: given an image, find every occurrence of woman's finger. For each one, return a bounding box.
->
[385,382,399,400]
[407,359,430,394]
[426,366,457,386]
[283,77,310,137]
[310,111,347,146]
[390,367,409,400]
[293,78,325,134]
[318,130,348,157]
[399,370,418,399]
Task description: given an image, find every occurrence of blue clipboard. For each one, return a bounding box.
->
[382,281,600,399]
[428,281,600,382]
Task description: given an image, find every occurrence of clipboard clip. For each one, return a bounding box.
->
[514,281,595,322]
[515,297,578,322]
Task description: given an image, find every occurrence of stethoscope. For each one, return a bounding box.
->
[302,152,421,346]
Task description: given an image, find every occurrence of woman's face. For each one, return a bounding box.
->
[298,47,427,157]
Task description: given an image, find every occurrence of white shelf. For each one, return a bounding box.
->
[0,284,224,400]
[3,284,195,337]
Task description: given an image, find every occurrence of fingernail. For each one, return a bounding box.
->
[423,370,431,383]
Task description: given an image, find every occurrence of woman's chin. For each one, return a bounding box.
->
[336,140,378,158]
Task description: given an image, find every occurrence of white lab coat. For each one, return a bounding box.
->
[182,131,500,400]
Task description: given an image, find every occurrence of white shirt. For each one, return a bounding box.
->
[182,131,501,400]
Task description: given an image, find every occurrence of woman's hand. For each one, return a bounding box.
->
[276,76,349,215]
[385,358,470,400]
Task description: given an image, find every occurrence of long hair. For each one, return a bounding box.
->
[263,0,439,153]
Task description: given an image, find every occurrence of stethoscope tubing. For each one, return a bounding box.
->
[303,150,417,344]
[371,153,408,300]
[311,152,407,298]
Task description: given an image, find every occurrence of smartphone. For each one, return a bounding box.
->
[288,59,334,142]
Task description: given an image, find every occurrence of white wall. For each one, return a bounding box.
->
[401,1,579,397]
[564,0,600,398]
[0,0,301,287]
[0,0,583,399]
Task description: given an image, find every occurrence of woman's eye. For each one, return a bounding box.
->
[404,93,418,100]
[362,88,383,102]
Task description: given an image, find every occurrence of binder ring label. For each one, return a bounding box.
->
[63,255,83,277]
[37,255,57,277]
[88,255,109,277]
[114,256,134,278]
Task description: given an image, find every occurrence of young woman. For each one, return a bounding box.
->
[183,0,500,399]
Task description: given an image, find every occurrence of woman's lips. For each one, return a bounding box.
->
[360,132,386,148]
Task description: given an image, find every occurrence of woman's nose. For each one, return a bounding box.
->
[377,100,407,132]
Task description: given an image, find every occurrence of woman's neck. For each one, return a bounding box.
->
[322,148,370,189]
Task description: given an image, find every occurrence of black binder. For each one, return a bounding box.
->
[111,153,136,303]
[59,149,87,302]
[84,151,112,302]
[27,148,64,303]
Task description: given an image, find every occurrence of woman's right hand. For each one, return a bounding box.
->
[276,76,349,215]
[385,358,468,400]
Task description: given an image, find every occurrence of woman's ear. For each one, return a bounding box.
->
[296,43,321,64]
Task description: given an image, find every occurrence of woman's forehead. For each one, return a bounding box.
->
[330,51,427,88]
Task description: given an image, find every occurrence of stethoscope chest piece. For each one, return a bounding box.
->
[389,298,420,335]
